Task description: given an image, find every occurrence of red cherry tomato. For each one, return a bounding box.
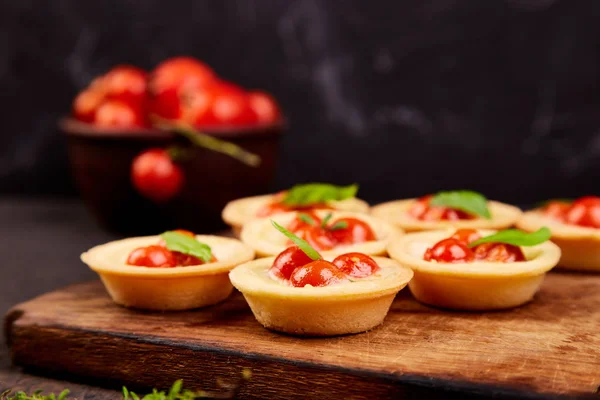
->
[289,260,348,287]
[543,201,570,221]
[204,87,258,126]
[103,65,147,105]
[450,229,482,245]
[423,238,475,263]
[172,252,209,266]
[131,148,184,202]
[72,88,104,122]
[332,252,380,278]
[148,57,217,120]
[287,211,322,232]
[293,225,336,251]
[408,195,473,221]
[270,245,315,280]
[94,100,145,128]
[473,243,526,262]
[127,245,176,267]
[248,91,281,124]
[328,218,376,245]
[564,196,600,228]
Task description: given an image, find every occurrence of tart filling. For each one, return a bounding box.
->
[81,233,254,310]
[371,191,522,232]
[222,183,370,234]
[240,210,401,257]
[517,196,600,271]
[230,224,412,336]
[387,229,560,310]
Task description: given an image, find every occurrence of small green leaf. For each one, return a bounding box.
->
[298,213,316,226]
[328,221,348,231]
[282,183,358,206]
[123,386,130,400]
[131,392,140,400]
[320,213,333,228]
[167,380,182,400]
[430,190,491,219]
[160,231,212,262]
[271,220,322,260]
[56,390,69,400]
[469,227,551,248]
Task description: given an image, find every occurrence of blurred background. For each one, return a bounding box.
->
[2,0,599,206]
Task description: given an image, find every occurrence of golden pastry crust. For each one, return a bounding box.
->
[371,199,522,232]
[240,210,403,257]
[81,235,255,310]
[229,256,413,336]
[387,229,560,310]
[517,211,600,272]
[222,194,370,235]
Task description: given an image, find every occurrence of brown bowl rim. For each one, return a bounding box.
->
[59,117,285,139]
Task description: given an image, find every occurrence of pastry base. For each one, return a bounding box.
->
[242,293,396,336]
[98,272,233,311]
[408,271,545,311]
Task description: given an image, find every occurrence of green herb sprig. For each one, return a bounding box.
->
[160,231,213,262]
[430,190,491,219]
[282,183,358,207]
[468,227,551,248]
[271,221,322,260]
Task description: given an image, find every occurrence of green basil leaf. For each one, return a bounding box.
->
[160,231,213,262]
[468,227,551,248]
[298,213,316,226]
[430,190,491,219]
[328,221,348,231]
[320,212,333,228]
[271,221,322,260]
[282,183,358,206]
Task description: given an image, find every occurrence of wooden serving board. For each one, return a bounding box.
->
[4,273,600,400]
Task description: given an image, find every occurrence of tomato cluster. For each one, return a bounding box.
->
[409,195,474,221]
[286,212,376,251]
[269,246,380,287]
[543,196,600,229]
[72,56,281,129]
[423,229,525,263]
[127,229,215,268]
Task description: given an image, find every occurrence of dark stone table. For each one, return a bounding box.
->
[0,198,120,398]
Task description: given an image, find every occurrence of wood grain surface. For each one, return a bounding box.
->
[5,272,600,400]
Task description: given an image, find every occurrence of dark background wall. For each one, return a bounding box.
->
[1,0,599,205]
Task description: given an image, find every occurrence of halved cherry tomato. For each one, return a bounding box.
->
[332,252,380,278]
[289,260,348,287]
[248,91,281,124]
[94,99,145,128]
[270,246,315,280]
[450,229,482,245]
[287,211,322,232]
[564,196,600,228]
[127,245,176,267]
[103,65,147,106]
[293,225,336,251]
[543,201,570,221]
[473,243,525,262]
[148,57,216,120]
[423,238,475,263]
[328,218,376,245]
[131,148,184,202]
[72,88,105,122]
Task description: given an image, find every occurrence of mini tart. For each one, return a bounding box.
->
[222,194,370,236]
[81,235,255,311]
[230,256,412,336]
[387,230,560,311]
[371,199,522,232]
[517,211,600,272]
[240,210,403,257]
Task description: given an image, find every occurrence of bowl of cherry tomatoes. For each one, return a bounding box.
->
[63,56,284,235]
